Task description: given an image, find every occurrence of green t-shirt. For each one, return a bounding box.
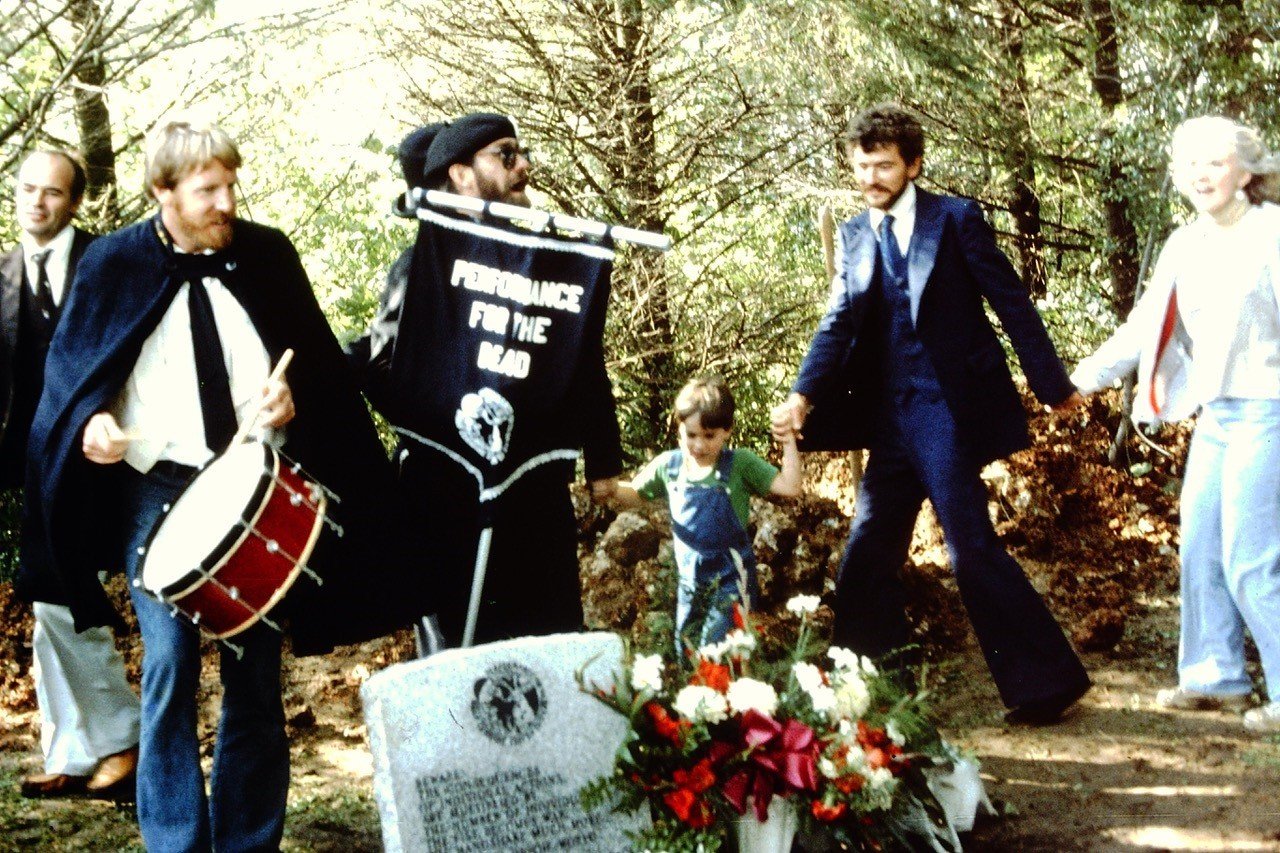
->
[631,448,779,528]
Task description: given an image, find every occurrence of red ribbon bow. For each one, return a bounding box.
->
[721,709,819,821]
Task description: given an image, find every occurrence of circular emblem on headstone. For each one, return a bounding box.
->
[470,661,548,745]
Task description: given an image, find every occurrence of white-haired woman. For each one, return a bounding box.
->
[1072,115,1280,731]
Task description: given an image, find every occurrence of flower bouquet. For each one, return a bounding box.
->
[579,595,961,852]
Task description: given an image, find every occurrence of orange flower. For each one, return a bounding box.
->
[646,702,687,745]
[866,747,891,770]
[835,773,865,794]
[856,720,890,750]
[811,799,848,822]
[663,788,715,828]
[693,659,731,692]
[664,788,696,820]
[672,758,716,794]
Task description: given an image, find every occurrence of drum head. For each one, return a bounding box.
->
[141,443,273,597]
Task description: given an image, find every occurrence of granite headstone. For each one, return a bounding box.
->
[361,631,644,852]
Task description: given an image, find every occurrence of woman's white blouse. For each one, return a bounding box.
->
[1071,202,1280,418]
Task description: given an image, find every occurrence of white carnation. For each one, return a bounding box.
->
[886,719,906,746]
[866,766,895,791]
[793,662,836,714]
[699,630,755,663]
[673,685,729,724]
[834,673,870,719]
[698,639,730,662]
[828,646,859,672]
[726,678,779,716]
[630,654,664,694]
[785,595,821,615]
[793,662,825,692]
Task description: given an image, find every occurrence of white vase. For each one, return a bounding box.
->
[735,795,798,853]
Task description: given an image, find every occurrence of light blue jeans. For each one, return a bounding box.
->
[123,465,289,852]
[1179,398,1280,700]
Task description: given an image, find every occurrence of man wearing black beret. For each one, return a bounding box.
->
[352,113,623,652]
[421,112,531,207]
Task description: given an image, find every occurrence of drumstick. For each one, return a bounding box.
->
[230,348,295,446]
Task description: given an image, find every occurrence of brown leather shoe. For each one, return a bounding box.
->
[85,746,138,800]
[20,772,89,799]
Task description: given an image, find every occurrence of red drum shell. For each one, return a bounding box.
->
[140,443,328,639]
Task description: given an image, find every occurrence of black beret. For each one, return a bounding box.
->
[422,112,518,185]
[398,122,447,189]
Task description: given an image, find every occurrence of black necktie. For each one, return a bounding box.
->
[879,214,906,281]
[31,249,55,320]
[187,276,238,454]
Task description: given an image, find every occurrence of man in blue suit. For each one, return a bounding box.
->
[774,104,1090,724]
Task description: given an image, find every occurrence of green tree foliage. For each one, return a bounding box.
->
[380,0,876,457]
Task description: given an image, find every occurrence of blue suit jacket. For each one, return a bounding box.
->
[792,187,1074,464]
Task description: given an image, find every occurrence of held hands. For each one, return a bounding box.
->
[82,412,129,464]
[770,393,810,443]
[1049,390,1086,414]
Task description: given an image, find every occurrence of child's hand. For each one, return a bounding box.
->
[771,394,808,442]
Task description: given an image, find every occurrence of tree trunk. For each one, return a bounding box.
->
[999,4,1048,298]
[595,0,672,447]
[1086,0,1139,316]
[67,0,119,228]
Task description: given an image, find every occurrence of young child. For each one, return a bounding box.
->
[613,375,803,649]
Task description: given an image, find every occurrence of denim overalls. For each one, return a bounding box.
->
[666,449,759,650]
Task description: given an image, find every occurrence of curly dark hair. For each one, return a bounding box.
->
[843,103,924,164]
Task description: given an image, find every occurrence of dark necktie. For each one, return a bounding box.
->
[878,214,906,281]
[187,276,238,454]
[31,249,55,320]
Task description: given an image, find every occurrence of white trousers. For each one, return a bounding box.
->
[1179,398,1280,700]
[32,602,140,775]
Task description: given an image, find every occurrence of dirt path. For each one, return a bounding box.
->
[938,578,1280,851]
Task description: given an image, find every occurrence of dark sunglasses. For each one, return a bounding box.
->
[478,144,531,169]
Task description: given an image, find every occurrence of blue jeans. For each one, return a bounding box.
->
[122,466,289,852]
[1179,398,1280,700]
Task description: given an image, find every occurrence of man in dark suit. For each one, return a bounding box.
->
[773,104,1090,724]
[3,150,139,797]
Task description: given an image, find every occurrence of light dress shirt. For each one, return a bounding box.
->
[112,250,277,473]
[20,223,74,305]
